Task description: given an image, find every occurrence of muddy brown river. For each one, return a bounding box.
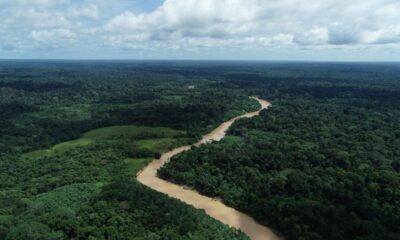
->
[137,97,280,240]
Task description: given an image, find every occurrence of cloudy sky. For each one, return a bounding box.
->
[0,0,399,61]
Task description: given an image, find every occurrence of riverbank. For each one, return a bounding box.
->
[137,97,279,240]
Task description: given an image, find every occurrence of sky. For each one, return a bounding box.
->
[0,0,399,61]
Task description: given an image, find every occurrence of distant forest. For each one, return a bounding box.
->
[1,60,400,240]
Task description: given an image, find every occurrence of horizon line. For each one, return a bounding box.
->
[0,58,399,64]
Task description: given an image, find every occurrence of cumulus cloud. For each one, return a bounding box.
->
[295,28,329,46]
[31,29,76,44]
[104,0,400,50]
[0,0,103,52]
[0,0,400,59]
[18,8,71,28]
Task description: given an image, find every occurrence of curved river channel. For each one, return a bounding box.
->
[137,97,280,240]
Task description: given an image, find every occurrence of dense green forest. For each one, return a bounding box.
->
[1,60,400,240]
[159,62,400,240]
[0,61,257,240]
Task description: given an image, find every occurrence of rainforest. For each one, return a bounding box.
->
[1,60,399,240]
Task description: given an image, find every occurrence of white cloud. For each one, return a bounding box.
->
[104,0,400,50]
[31,29,76,46]
[0,0,400,59]
[18,8,71,28]
[0,0,101,51]
[295,28,329,45]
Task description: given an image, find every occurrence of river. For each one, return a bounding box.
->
[137,97,280,240]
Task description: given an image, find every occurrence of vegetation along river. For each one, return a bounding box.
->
[137,97,280,240]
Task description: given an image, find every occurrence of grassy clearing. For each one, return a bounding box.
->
[52,139,93,153]
[82,125,185,140]
[133,138,179,153]
[23,125,186,159]
[23,139,93,159]
[125,158,153,174]
[22,149,53,159]
[22,138,93,158]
